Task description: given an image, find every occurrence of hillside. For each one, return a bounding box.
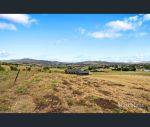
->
[1,58,130,66]
[1,58,64,65]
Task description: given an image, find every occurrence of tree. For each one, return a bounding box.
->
[144,65,150,69]
[67,66,74,69]
[129,65,136,71]
[88,66,93,70]
[122,67,129,71]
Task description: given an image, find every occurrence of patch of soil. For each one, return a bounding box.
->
[98,90,111,96]
[125,93,134,96]
[94,98,119,109]
[62,80,71,85]
[76,99,93,108]
[34,94,66,112]
[72,90,83,95]
[132,87,150,92]
[107,82,125,87]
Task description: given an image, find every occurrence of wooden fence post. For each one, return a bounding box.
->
[14,69,20,85]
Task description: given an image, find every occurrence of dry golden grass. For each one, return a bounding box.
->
[0,69,150,113]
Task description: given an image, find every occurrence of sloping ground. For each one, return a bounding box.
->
[0,71,150,113]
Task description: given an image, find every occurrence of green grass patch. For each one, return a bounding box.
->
[0,96,11,112]
[15,85,28,94]
[51,80,57,90]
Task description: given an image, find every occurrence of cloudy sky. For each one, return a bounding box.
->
[0,14,150,62]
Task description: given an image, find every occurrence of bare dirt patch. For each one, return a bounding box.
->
[94,98,119,109]
[98,90,111,96]
[132,87,150,92]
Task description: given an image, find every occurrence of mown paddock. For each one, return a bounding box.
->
[0,65,150,113]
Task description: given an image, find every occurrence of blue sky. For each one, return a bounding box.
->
[0,14,150,62]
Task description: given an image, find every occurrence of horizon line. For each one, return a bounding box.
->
[0,58,150,64]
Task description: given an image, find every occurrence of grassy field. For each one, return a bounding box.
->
[0,67,150,113]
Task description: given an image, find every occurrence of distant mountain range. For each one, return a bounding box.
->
[0,58,150,65]
[0,58,65,65]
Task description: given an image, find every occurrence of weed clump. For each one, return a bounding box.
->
[15,85,28,94]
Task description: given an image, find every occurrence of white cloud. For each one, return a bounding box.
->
[143,14,150,21]
[107,15,143,32]
[0,22,17,31]
[0,14,36,25]
[106,20,133,31]
[128,16,138,21]
[88,14,150,39]
[89,30,122,39]
[78,27,86,34]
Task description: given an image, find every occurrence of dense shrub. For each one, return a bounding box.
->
[26,67,31,71]
[38,69,42,72]
[0,62,12,65]
[0,66,5,71]
[88,66,97,70]
[122,67,129,71]
[112,65,136,71]
[144,65,150,69]
[43,66,50,71]
[67,66,74,69]
[129,67,136,71]
[10,66,18,71]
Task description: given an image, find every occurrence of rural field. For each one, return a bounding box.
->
[1,14,150,114]
[0,66,150,113]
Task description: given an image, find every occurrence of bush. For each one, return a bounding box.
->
[144,65,150,69]
[26,67,31,71]
[122,67,129,71]
[0,66,5,71]
[10,66,18,71]
[38,69,42,72]
[67,66,74,69]
[43,66,50,71]
[130,67,136,71]
[0,62,12,65]
[88,66,97,70]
